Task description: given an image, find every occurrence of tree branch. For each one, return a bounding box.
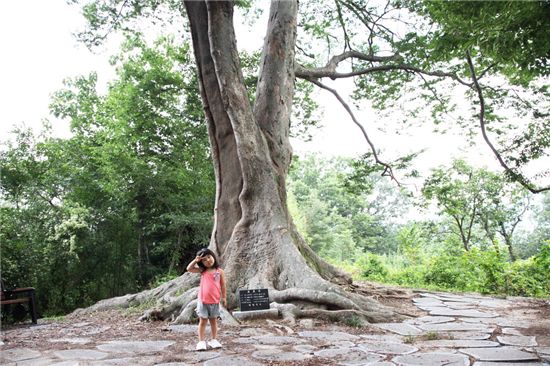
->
[477,63,497,80]
[334,0,351,52]
[306,78,400,184]
[36,191,60,209]
[296,61,471,87]
[83,0,130,47]
[337,0,397,48]
[417,73,453,116]
[465,51,549,194]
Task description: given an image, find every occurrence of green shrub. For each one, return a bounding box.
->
[503,259,544,296]
[356,253,388,279]
[423,254,461,289]
[346,241,548,298]
[386,265,427,288]
[503,242,550,297]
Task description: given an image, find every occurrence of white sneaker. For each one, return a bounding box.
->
[208,339,222,349]
[195,341,207,351]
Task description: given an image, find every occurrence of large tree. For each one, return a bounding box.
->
[74,0,548,323]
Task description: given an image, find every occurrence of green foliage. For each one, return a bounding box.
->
[349,1,550,188]
[395,223,427,265]
[343,315,364,328]
[291,80,321,141]
[289,154,546,298]
[418,1,550,83]
[148,271,179,290]
[423,159,532,256]
[356,253,388,280]
[357,245,549,298]
[521,193,550,258]
[288,154,410,260]
[0,35,214,316]
[42,315,67,322]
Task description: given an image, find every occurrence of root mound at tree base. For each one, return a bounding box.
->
[73,278,417,328]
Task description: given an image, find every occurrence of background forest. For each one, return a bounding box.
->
[1,1,550,319]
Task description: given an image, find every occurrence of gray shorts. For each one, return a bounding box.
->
[196,300,220,319]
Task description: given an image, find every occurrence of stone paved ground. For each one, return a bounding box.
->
[1,290,549,365]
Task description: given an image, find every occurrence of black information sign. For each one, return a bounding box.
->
[239,288,270,311]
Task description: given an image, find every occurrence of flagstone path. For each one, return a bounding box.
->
[1,291,549,365]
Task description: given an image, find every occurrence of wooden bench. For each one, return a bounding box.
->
[1,280,37,324]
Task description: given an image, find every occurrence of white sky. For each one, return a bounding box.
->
[0,0,512,186]
[0,0,117,139]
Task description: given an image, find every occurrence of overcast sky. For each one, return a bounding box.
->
[0,1,117,139]
[0,0,504,186]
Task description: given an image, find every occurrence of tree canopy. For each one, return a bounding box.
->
[72,1,549,193]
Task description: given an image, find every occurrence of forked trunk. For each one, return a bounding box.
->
[182,0,394,322]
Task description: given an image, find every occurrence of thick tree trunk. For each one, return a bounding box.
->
[74,0,401,325]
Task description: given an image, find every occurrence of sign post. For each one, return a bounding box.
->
[238,288,270,311]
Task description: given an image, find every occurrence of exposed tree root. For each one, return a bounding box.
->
[270,286,402,324]
[73,274,407,327]
[72,274,199,317]
[271,302,383,326]
[140,287,198,322]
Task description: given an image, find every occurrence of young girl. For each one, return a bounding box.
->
[186,248,227,351]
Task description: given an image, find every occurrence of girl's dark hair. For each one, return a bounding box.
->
[196,248,220,270]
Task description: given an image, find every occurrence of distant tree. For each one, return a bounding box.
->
[521,193,550,258]
[423,160,484,251]
[288,155,408,257]
[484,187,531,261]
[395,222,427,264]
[50,35,215,281]
[423,159,532,258]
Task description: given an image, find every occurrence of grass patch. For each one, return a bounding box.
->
[123,298,157,316]
[425,331,440,340]
[343,315,363,328]
[42,315,67,322]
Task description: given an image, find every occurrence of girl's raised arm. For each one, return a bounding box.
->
[186,256,203,273]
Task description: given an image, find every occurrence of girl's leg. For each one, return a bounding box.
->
[208,317,218,339]
[198,318,208,341]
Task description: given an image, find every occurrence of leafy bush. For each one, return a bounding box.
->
[423,254,466,290]
[148,272,180,289]
[386,265,427,288]
[356,244,549,298]
[504,242,549,297]
[356,253,388,279]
